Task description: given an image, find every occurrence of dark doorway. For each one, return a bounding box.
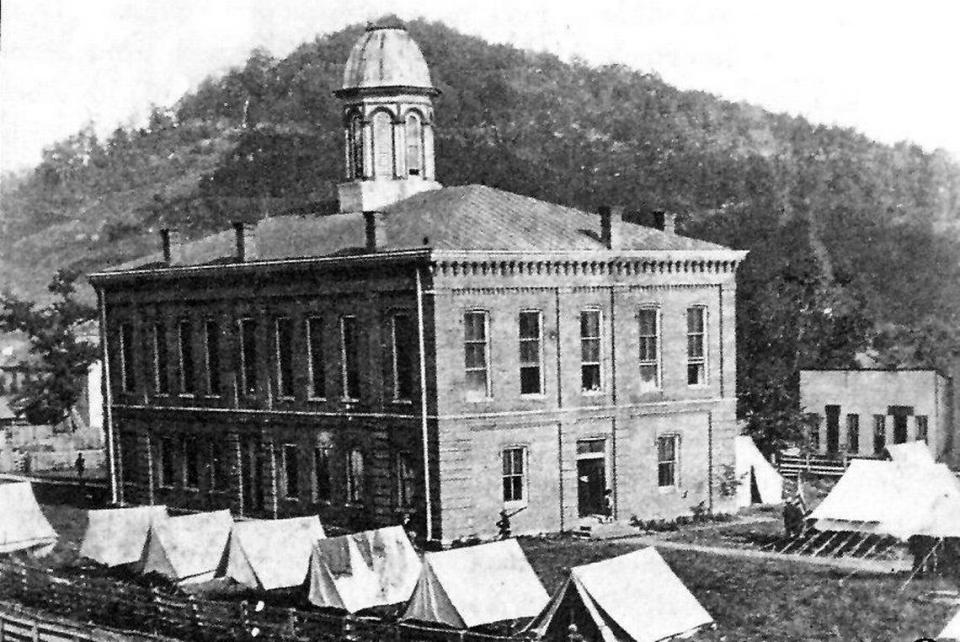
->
[825,405,840,453]
[888,406,914,445]
[240,436,263,515]
[576,439,607,517]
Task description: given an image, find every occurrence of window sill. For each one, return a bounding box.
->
[202,394,222,400]
[307,397,327,403]
[657,485,679,494]
[465,396,494,403]
[520,393,548,400]
[581,390,605,396]
[391,399,414,405]
[503,499,527,510]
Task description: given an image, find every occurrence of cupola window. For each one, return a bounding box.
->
[349,114,364,179]
[372,111,393,178]
[405,113,423,176]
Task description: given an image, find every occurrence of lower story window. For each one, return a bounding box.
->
[158,436,175,488]
[346,448,365,504]
[873,415,886,454]
[657,435,679,488]
[502,447,526,504]
[283,444,299,500]
[183,436,201,489]
[315,446,331,502]
[395,452,416,509]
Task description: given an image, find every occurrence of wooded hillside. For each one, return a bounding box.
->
[3,19,959,446]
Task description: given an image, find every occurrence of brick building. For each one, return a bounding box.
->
[89,25,746,543]
[800,369,954,462]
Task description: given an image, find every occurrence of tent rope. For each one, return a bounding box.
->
[899,538,944,593]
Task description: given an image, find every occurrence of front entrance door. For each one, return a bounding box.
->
[240,436,263,515]
[576,439,607,517]
[825,405,840,453]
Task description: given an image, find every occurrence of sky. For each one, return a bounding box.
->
[1,0,959,174]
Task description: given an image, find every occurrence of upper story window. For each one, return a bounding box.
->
[657,435,680,487]
[392,314,416,402]
[339,316,360,401]
[464,311,490,399]
[153,322,170,395]
[518,311,543,395]
[372,111,393,178]
[178,320,195,396]
[238,318,257,397]
[346,448,365,504]
[282,443,299,500]
[502,447,527,505]
[307,317,325,399]
[119,322,136,393]
[204,320,221,396]
[686,307,707,386]
[348,113,364,179]
[580,310,602,392]
[274,317,294,399]
[638,308,660,391]
[405,113,422,176]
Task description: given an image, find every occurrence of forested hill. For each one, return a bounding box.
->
[3,18,960,446]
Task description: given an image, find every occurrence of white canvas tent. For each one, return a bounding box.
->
[807,459,960,539]
[0,482,57,555]
[308,525,420,612]
[140,510,233,583]
[885,441,936,467]
[528,547,713,642]
[735,435,784,507]
[224,516,325,591]
[401,538,548,629]
[79,505,168,567]
[939,608,960,640]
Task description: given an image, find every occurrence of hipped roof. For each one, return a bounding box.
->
[97,184,738,275]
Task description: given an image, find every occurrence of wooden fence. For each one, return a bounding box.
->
[0,561,521,642]
[0,599,172,641]
[776,452,880,478]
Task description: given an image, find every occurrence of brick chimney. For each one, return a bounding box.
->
[599,205,624,249]
[363,211,387,251]
[663,212,676,235]
[232,222,256,261]
[159,228,180,265]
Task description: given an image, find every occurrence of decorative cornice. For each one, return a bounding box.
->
[430,254,744,278]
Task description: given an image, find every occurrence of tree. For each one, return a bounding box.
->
[0,270,99,425]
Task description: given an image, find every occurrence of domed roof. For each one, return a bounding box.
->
[341,25,435,93]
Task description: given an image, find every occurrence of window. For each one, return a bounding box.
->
[238,318,257,397]
[209,439,227,491]
[846,414,860,453]
[873,415,886,454]
[340,316,360,400]
[502,447,526,504]
[808,414,821,451]
[686,307,707,386]
[282,444,299,500]
[349,113,364,179]
[638,308,660,391]
[183,436,200,489]
[120,322,136,393]
[657,435,679,487]
[372,111,393,178]
[580,310,602,392]
[464,311,490,398]
[392,314,416,401]
[158,436,175,488]
[405,113,422,176]
[395,452,416,509]
[178,320,195,395]
[307,317,325,399]
[314,446,331,502]
[275,317,294,398]
[120,432,137,484]
[153,322,170,395]
[204,320,221,396]
[517,311,543,395]
[346,448,365,504]
[917,416,929,443]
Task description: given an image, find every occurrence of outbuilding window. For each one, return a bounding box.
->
[873,415,886,454]
[917,416,929,443]
[846,414,860,453]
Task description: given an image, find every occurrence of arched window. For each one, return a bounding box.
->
[346,448,365,504]
[405,113,423,176]
[372,111,393,178]
[349,114,364,179]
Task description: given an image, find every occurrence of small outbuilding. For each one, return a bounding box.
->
[401,538,548,629]
[79,505,168,567]
[527,547,713,642]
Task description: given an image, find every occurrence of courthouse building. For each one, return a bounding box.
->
[89,25,746,543]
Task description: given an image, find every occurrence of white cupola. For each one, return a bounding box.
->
[335,24,441,212]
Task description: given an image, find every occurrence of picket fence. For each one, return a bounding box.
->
[0,561,522,642]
